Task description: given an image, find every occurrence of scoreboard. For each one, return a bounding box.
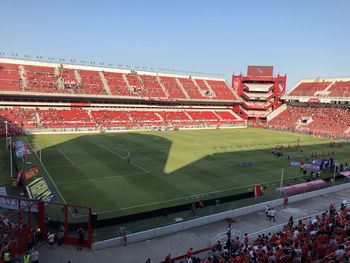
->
[247,66,274,77]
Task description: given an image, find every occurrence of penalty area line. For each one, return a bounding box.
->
[97,178,288,215]
[57,171,149,185]
[46,164,74,169]
[56,148,74,165]
[89,141,150,174]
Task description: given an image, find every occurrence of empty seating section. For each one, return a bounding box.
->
[328,81,350,97]
[159,111,193,125]
[187,111,219,121]
[39,108,93,128]
[24,65,60,93]
[269,105,350,138]
[139,75,166,98]
[215,111,236,121]
[194,79,210,94]
[186,110,243,125]
[79,70,106,95]
[178,78,203,99]
[59,68,76,82]
[206,80,236,99]
[0,62,239,101]
[126,74,143,95]
[289,82,330,96]
[159,76,186,99]
[103,72,134,96]
[127,111,162,126]
[0,63,21,91]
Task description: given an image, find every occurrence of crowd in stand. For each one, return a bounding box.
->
[0,213,43,263]
[0,107,243,132]
[269,105,350,139]
[166,201,350,263]
[0,107,37,129]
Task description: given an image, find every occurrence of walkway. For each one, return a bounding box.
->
[39,188,350,263]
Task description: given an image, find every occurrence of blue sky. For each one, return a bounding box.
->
[0,0,349,89]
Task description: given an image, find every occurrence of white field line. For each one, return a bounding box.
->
[96,173,304,215]
[24,137,67,204]
[111,146,130,159]
[89,141,149,174]
[97,185,246,215]
[46,164,74,169]
[57,172,148,186]
[56,148,74,165]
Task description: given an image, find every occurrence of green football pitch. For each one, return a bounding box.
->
[10,128,350,220]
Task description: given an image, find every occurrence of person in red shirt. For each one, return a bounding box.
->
[164,254,171,263]
[243,233,249,246]
[233,254,241,263]
[187,248,193,259]
[284,195,289,208]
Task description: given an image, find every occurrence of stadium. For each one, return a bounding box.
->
[0,1,350,263]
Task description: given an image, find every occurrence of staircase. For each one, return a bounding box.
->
[136,75,146,94]
[224,82,241,100]
[175,78,190,99]
[321,81,336,95]
[212,111,222,120]
[35,112,41,126]
[191,79,206,97]
[18,65,28,91]
[155,112,164,122]
[230,110,243,120]
[122,74,133,91]
[184,111,194,121]
[54,67,65,90]
[124,111,133,123]
[99,72,112,95]
[266,104,287,122]
[203,80,216,96]
[86,109,97,125]
[156,76,170,97]
[74,69,82,84]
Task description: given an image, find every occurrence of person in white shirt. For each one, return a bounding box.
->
[334,245,345,260]
[311,218,318,225]
[265,205,270,217]
[293,229,299,240]
[268,208,276,222]
[47,232,55,248]
[31,250,39,263]
[293,245,302,263]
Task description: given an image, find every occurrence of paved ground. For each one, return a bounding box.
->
[38,188,350,263]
